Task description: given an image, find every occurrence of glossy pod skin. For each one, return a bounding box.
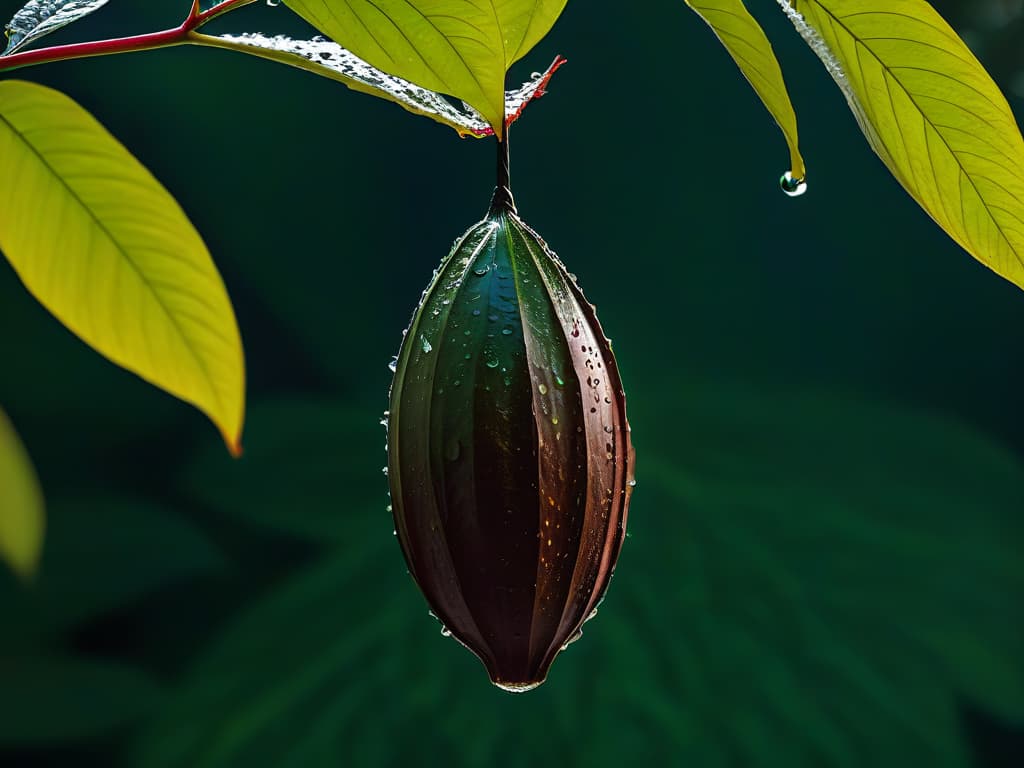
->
[387,192,635,692]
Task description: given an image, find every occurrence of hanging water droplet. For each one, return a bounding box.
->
[266,0,281,6]
[420,335,433,353]
[486,355,500,369]
[388,356,398,373]
[473,265,490,276]
[780,170,807,197]
[440,626,453,637]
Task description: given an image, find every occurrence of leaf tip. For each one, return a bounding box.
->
[505,55,567,130]
[5,546,42,583]
[224,431,244,459]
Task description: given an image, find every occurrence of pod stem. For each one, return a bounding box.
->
[491,131,517,213]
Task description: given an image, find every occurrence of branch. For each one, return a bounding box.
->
[0,0,258,73]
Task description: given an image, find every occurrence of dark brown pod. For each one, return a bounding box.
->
[386,186,634,692]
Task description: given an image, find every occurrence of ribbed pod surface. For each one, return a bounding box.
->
[387,198,634,690]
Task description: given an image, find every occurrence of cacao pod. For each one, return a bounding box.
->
[387,192,634,691]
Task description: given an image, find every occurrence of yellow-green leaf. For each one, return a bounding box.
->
[686,0,805,181]
[0,408,44,580]
[281,0,567,135]
[780,0,1024,290]
[0,80,245,453]
[190,33,565,139]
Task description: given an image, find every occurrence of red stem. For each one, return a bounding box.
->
[0,0,257,72]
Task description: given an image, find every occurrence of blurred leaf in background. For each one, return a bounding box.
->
[0,407,43,580]
[180,400,384,541]
[0,653,161,746]
[0,498,227,638]
[0,497,227,747]
[134,385,1023,767]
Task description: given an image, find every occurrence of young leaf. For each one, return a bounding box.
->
[685,0,805,182]
[281,0,568,134]
[2,0,111,56]
[0,407,44,580]
[192,33,565,138]
[778,0,1024,290]
[0,81,246,454]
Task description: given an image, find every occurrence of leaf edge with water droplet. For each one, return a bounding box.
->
[2,0,111,56]
[779,0,1024,290]
[685,0,806,183]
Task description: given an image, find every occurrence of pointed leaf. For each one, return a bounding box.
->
[0,81,245,453]
[779,0,1024,290]
[194,33,566,138]
[2,0,111,56]
[686,0,805,181]
[0,407,43,580]
[281,0,568,134]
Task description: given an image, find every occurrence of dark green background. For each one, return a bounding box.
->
[1,1,1022,765]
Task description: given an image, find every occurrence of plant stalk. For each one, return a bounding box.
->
[492,131,516,213]
[0,0,258,73]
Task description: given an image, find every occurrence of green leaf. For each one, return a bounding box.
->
[0,652,162,745]
[181,399,386,540]
[135,385,1024,767]
[0,81,246,454]
[780,0,1024,290]
[0,497,227,636]
[0,407,43,580]
[191,32,566,138]
[685,0,805,180]
[281,0,568,134]
[2,0,111,56]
